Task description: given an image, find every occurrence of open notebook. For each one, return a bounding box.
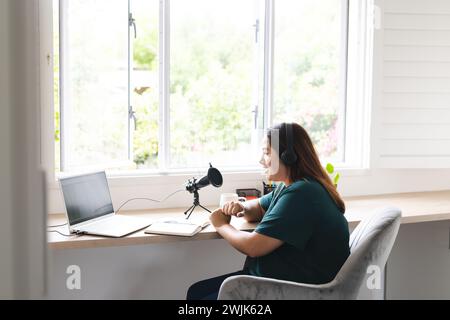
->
[144,216,210,237]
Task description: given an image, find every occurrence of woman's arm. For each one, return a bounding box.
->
[241,198,266,222]
[222,198,266,223]
[209,209,283,258]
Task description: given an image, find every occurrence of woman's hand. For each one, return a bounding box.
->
[222,201,245,218]
[209,208,231,228]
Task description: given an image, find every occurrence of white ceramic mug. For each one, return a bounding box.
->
[219,193,246,208]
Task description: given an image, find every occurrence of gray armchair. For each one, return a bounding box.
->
[218,206,401,300]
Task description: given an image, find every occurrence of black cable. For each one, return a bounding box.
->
[114,188,185,214]
[47,188,186,232]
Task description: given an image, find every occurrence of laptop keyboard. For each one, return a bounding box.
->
[78,215,150,236]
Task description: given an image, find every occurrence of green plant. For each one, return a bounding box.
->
[325,162,340,188]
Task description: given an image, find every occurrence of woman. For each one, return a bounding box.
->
[186,122,350,300]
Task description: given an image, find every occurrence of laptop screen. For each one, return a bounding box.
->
[60,171,114,225]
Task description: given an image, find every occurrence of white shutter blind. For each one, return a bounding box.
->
[374,0,450,168]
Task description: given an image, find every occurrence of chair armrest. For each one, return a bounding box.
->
[218,275,339,300]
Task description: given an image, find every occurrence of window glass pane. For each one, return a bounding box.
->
[131,0,159,170]
[170,0,263,169]
[273,0,345,161]
[61,0,129,171]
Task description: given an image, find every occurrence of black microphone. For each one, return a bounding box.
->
[184,163,223,219]
[186,163,223,193]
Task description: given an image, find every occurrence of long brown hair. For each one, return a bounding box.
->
[267,122,346,213]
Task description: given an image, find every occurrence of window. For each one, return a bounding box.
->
[131,0,160,170]
[273,0,347,162]
[59,0,130,171]
[54,0,354,174]
[169,0,262,169]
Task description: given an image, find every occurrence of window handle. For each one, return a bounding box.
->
[253,19,259,43]
[129,106,137,130]
[252,105,258,129]
[129,13,137,39]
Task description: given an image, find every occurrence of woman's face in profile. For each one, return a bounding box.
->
[259,137,286,181]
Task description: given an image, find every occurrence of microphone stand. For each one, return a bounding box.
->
[184,189,211,220]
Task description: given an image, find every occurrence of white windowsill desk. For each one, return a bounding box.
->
[48,190,450,250]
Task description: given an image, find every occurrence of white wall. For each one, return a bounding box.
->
[48,239,245,299]
[0,0,47,299]
[372,0,450,168]
[0,0,15,299]
[387,220,450,299]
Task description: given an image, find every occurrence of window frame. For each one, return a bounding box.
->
[42,0,374,212]
[159,0,170,171]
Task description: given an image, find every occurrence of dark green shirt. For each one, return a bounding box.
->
[247,178,350,284]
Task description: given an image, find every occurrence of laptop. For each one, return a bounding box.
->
[59,171,151,237]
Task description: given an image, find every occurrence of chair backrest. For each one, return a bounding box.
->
[331,206,402,299]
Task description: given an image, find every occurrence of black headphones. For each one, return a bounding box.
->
[280,123,298,166]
